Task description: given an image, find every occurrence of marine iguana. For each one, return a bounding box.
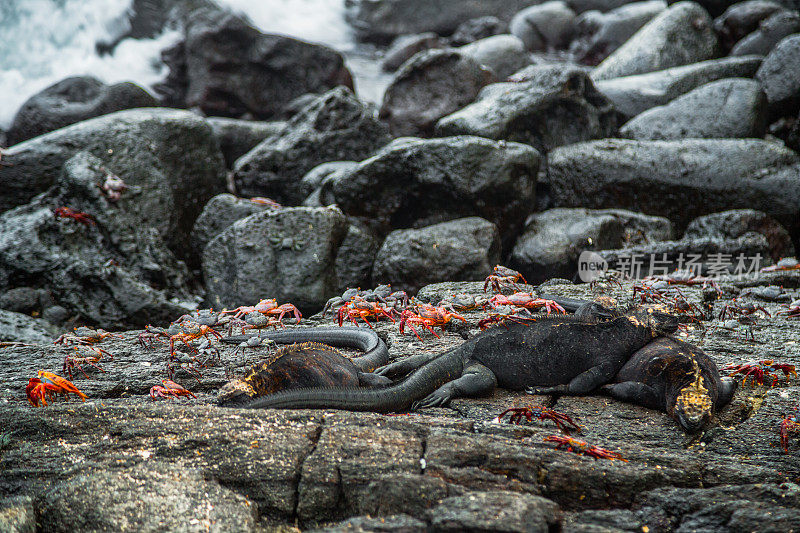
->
[218,341,392,406]
[219,306,678,412]
[540,294,736,432]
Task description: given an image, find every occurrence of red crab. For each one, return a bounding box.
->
[484,265,527,293]
[399,304,466,341]
[780,406,799,453]
[487,293,567,315]
[338,297,396,328]
[722,360,797,387]
[498,406,582,434]
[62,345,110,379]
[149,379,197,400]
[55,326,121,346]
[221,298,301,325]
[169,322,222,353]
[544,435,627,461]
[53,207,96,226]
[761,258,800,272]
[26,371,87,407]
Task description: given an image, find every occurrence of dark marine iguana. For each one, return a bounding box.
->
[540,294,736,432]
[218,306,678,412]
[218,327,392,406]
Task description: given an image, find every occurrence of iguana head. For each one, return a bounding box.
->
[629,305,680,336]
[672,359,713,432]
[217,379,256,406]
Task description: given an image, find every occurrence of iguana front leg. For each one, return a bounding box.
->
[375,352,440,379]
[601,381,664,410]
[412,363,497,410]
[526,360,620,396]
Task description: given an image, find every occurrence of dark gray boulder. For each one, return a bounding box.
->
[382,33,447,72]
[450,16,509,45]
[591,1,720,81]
[545,139,800,234]
[571,0,667,65]
[436,65,618,153]
[619,78,767,139]
[206,117,286,168]
[373,217,501,293]
[730,10,800,56]
[684,209,795,260]
[380,50,494,137]
[595,55,763,117]
[6,77,158,145]
[713,0,786,51]
[202,206,349,312]
[302,162,360,207]
[0,310,57,344]
[155,6,352,118]
[510,208,673,283]
[756,34,800,117]
[0,108,225,260]
[509,2,577,51]
[0,153,195,329]
[335,221,382,293]
[329,137,540,250]
[457,35,532,79]
[232,87,391,204]
[566,0,638,12]
[345,0,540,42]
[190,193,278,256]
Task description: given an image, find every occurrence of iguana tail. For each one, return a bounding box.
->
[222,327,388,372]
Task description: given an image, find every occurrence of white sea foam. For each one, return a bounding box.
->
[0,0,380,132]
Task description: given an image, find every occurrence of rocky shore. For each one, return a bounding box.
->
[2,0,800,530]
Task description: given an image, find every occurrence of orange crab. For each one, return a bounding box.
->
[149,379,197,400]
[544,435,627,461]
[169,323,222,353]
[221,298,301,325]
[487,293,567,315]
[399,304,466,341]
[26,371,87,406]
[484,265,527,293]
[337,297,396,328]
[53,206,96,226]
[498,406,582,434]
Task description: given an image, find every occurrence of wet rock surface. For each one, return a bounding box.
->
[619,77,767,139]
[6,77,159,146]
[373,217,501,293]
[328,136,539,250]
[2,272,800,531]
[0,108,226,260]
[595,55,763,117]
[346,0,539,42]
[591,1,720,81]
[206,117,286,169]
[156,6,352,118]
[510,208,673,283]
[0,152,196,330]
[545,138,800,235]
[202,206,349,313]
[436,65,618,153]
[571,0,667,65]
[232,87,390,204]
[380,50,494,137]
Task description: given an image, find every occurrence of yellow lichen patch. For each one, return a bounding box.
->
[676,359,712,418]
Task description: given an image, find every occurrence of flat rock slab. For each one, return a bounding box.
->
[2,273,800,530]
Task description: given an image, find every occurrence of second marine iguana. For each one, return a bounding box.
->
[219,306,678,412]
[540,294,736,432]
[218,327,391,406]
